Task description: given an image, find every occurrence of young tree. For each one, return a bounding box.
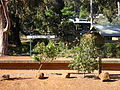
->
[32,41,58,72]
[0,0,10,56]
[69,34,99,77]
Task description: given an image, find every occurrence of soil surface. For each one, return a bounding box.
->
[0,56,72,62]
[0,70,120,90]
[0,56,33,61]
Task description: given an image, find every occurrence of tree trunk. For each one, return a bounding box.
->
[3,32,8,55]
[0,0,9,56]
[118,2,120,15]
[0,6,8,56]
[0,5,4,56]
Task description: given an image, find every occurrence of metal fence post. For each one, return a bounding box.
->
[98,57,102,74]
[30,36,32,56]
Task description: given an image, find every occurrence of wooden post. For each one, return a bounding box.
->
[98,57,102,74]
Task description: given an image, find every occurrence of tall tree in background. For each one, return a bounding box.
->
[8,0,64,40]
[9,0,29,46]
[0,0,10,56]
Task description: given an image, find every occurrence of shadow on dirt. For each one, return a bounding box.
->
[39,77,49,80]
[102,79,117,82]
[66,77,77,78]
[110,74,120,79]
[7,77,32,80]
[0,77,32,81]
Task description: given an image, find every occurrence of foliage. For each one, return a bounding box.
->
[64,0,81,16]
[8,0,120,56]
[116,50,120,58]
[56,42,75,58]
[80,6,89,18]
[94,15,111,24]
[33,8,60,34]
[102,42,120,58]
[32,41,58,62]
[111,15,120,25]
[78,0,118,23]
[61,6,75,20]
[56,42,68,57]
[8,42,30,56]
[103,43,115,58]
[58,21,77,46]
[69,35,99,76]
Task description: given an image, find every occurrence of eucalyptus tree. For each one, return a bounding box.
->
[79,0,119,22]
[94,0,118,22]
[0,0,10,56]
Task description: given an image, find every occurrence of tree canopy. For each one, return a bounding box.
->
[0,0,119,55]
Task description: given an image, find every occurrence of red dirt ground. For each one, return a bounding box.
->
[0,70,120,90]
[0,56,33,61]
[0,56,72,62]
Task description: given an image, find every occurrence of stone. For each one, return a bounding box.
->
[1,74,10,80]
[63,73,70,78]
[99,72,110,82]
[36,72,44,79]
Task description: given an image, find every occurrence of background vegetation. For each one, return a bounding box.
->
[6,0,120,57]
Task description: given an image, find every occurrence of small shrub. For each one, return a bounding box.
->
[116,50,120,58]
[32,41,58,62]
[116,44,120,58]
[69,35,99,77]
[57,42,69,57]
[102,42,120,58]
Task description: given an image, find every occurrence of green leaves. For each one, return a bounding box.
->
[103,42,120,58]
[61,6,75,16]
[45,10,55,17]
[45,41,58,59]
[69,35,99,74]
[34,42,46,54]
[33,41,58,62]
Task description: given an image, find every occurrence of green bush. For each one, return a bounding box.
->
[116,50,120,58]
[8,42,30,56]
[69,35,99,76]
[102,42,120,58]
[57,42,69,57]
[32,41,58,62]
